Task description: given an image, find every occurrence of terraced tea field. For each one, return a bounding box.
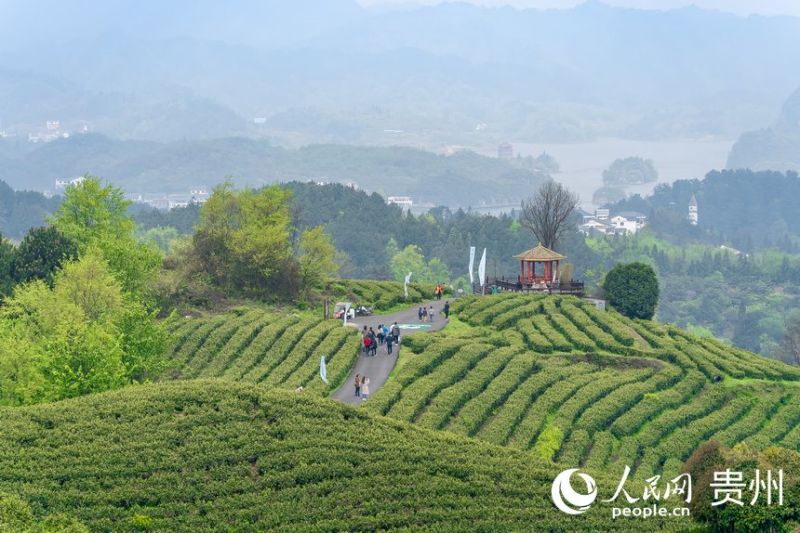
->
[326,279,440,311]
[165,308,361,393]
[0,381,684,531]
[366,294,800,478]
[162,293,800,481]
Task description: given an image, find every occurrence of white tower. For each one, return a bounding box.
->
[688,193,698,225]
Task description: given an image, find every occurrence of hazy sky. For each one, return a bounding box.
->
[358,0,800,17]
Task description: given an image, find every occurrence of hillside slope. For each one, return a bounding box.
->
[162,293,800,483]
[0,380,681,531]
[365,294,800,479]
[165,307,361,394]
[728,85,800,172]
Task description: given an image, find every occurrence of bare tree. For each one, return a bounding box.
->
[784,317,800,365]
[520,182,580,250]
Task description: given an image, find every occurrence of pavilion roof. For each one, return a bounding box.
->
[513,243,566,261]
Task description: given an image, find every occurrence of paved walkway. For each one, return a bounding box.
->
[332,299,450,405]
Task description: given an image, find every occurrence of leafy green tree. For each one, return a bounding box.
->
[42,319,126,401]
[52,176,162,296]
[390,244,428,283]
[52,177,133,240]
[0,234,13,298]
[428,257,450,284]
[0,253,167,405]
[118,303,170,383]
[192,183,294,296]
[0,329,45,405]
[602,262,659,319]
[297,226,339,292]
[389,244,451,284]
[12,226,78,285]
[137,225,180,253]
[52,251,123,322]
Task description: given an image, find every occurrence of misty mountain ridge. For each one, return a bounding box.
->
[1,1,799,146]
[727,85,800,172]
[0,134,547,207]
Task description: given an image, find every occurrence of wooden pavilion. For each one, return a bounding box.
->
[514,243,565,285]
[477,243,584,296]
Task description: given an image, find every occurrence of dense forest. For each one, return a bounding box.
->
[0,180,60,240]
[611,169,800,252]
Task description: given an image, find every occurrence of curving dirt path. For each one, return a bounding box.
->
[331,299,450,405]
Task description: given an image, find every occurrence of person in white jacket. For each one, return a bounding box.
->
[361,376,370,400]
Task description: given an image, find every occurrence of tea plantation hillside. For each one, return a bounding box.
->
[326,279,441,311]
[366,294,800,479]
[165,308,361,393]
[0,381,684,532]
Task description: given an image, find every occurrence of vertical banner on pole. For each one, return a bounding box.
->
[468,246,476,285]
[320,356,328,384]
[478,248,487,288]
[404,272,412,299]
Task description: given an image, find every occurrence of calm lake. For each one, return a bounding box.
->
[513,137,734,209]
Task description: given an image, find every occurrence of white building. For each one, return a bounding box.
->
[610,215,640,234]
[189,189,210,204]
[689,193,699,225]
[579,209,647,236]
[388,196,413,209]
[54,176,86,191]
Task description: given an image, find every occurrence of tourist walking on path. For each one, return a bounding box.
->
[332,302,446,406]
[363,334,372,355]
[429,305,435,322]
[361,377,370,400]
[354,374,361,398]
[418,307,423,321]
[444,301,450,319]
[369,329,378,356]
[386,333,394,355]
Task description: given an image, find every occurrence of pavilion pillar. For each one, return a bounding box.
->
[520,261,524,282]
[556,260,560,282]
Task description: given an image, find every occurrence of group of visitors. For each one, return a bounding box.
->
[362,322,400,356]
[434,283,446,300]
[354,373,370,400]
[418,305,436,322]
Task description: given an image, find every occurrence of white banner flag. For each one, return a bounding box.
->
[404,272,412,299]
[478,248,487,287]
[468,246,476,284]
[320,356,328,384]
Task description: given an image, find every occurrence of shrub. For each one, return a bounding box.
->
[603,262,659,320]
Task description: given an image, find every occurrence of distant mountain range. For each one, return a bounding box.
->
[727,85,800,172]
[1,1,800,146]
